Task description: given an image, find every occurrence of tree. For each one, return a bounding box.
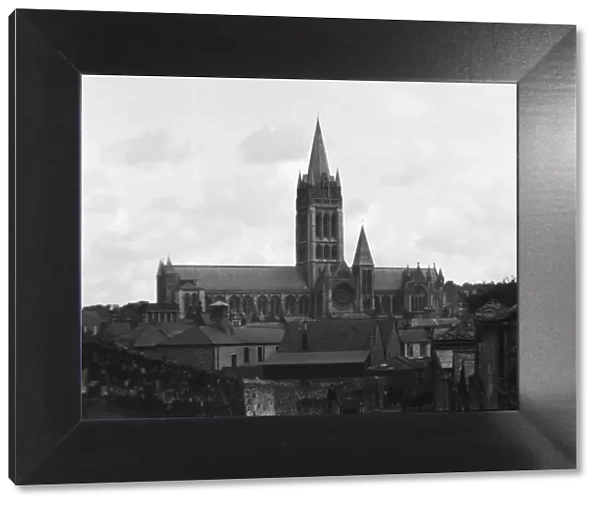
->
[462,277,517,313]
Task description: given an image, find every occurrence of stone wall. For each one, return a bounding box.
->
[243,377,368,417]
[82,340,244,418]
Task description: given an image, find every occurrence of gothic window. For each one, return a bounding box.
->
[257,295,269,315]
[298,295,310,315]
[284,295,297,316]
[410,285,427,313]
[270,296,281,315]
[382,295,391,315]
[316,244,323,259]
[316,212,323,238]
[323,244,330,260]
[229,296,241,313]
[242,296,254,315]
[323,213,330,238]
[331,213,338,238]
[331,244,338,260]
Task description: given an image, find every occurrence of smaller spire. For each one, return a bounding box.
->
[352,225,375,267]
[297,171,302,189]
[335,167,341,187]
[157,259,165,275]
[166,255,173,266]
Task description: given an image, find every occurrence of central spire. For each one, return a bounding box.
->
[307,117,331,184]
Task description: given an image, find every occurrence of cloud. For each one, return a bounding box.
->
[239,122,306,164]
[103,130,194,166]
[345,198,370,219]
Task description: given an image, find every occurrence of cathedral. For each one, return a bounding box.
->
[156,119,446,321]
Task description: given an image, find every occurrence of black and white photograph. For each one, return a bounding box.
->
[81,77,518,419]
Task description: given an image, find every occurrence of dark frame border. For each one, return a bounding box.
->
[9,9,577,485]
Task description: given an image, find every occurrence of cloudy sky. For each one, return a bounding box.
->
[82,77,516,306]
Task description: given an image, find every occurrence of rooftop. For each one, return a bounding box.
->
[398,328,430,344]
[171,265,309,292]
[278,319,377,353]
[265,350,371,366]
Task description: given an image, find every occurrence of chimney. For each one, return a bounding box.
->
[209,300,229,323]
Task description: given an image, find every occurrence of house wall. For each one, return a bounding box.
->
[160,346,215,371]
[216,344,279,370]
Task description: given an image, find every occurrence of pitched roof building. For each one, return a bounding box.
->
[156,119,447,320]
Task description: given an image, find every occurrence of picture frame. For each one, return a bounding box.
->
[9,9,577,485]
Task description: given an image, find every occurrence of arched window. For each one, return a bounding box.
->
[316,212,323,238]
[184,293,191,314]
[214,294,225,302]
[284,295,296,316]
[242,296,254,315]
[257,295,269,315]
[381,295,391,315]
[323,213,330,238]
[270,296,281,315]
[205,295,213,308]
[229,296,240,313]
[298,295,310,315]
[316,244,323,259]
[331,244,338,260]
[410,285,427,313]
[191,293,198,307]
[331,213,338,238]
[323,244,330,260]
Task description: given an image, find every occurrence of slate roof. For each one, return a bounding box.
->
[265,350,370,366]
[156,323,284,347]
[410,317,459,328]
[235,326,284,344]
[132,325,170,348]
[172,265,309,291]
[377,318,399,355]
[278,319,377,353]
[352,226,375,266]
[477,302,517,322]
[435,316,476,341]
[105,321,131,338]
[398,329,430,344]
[156,322,194,338]
[373,268,405,291]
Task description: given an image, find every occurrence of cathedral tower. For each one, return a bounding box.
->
[295,119,345,288]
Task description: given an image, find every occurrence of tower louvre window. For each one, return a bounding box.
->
[324,213,330,238]
[316,244,323,259]
[324,244,330,260]
[332,245,338,259]
[316,212,323,238]
[332,213,338,238]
